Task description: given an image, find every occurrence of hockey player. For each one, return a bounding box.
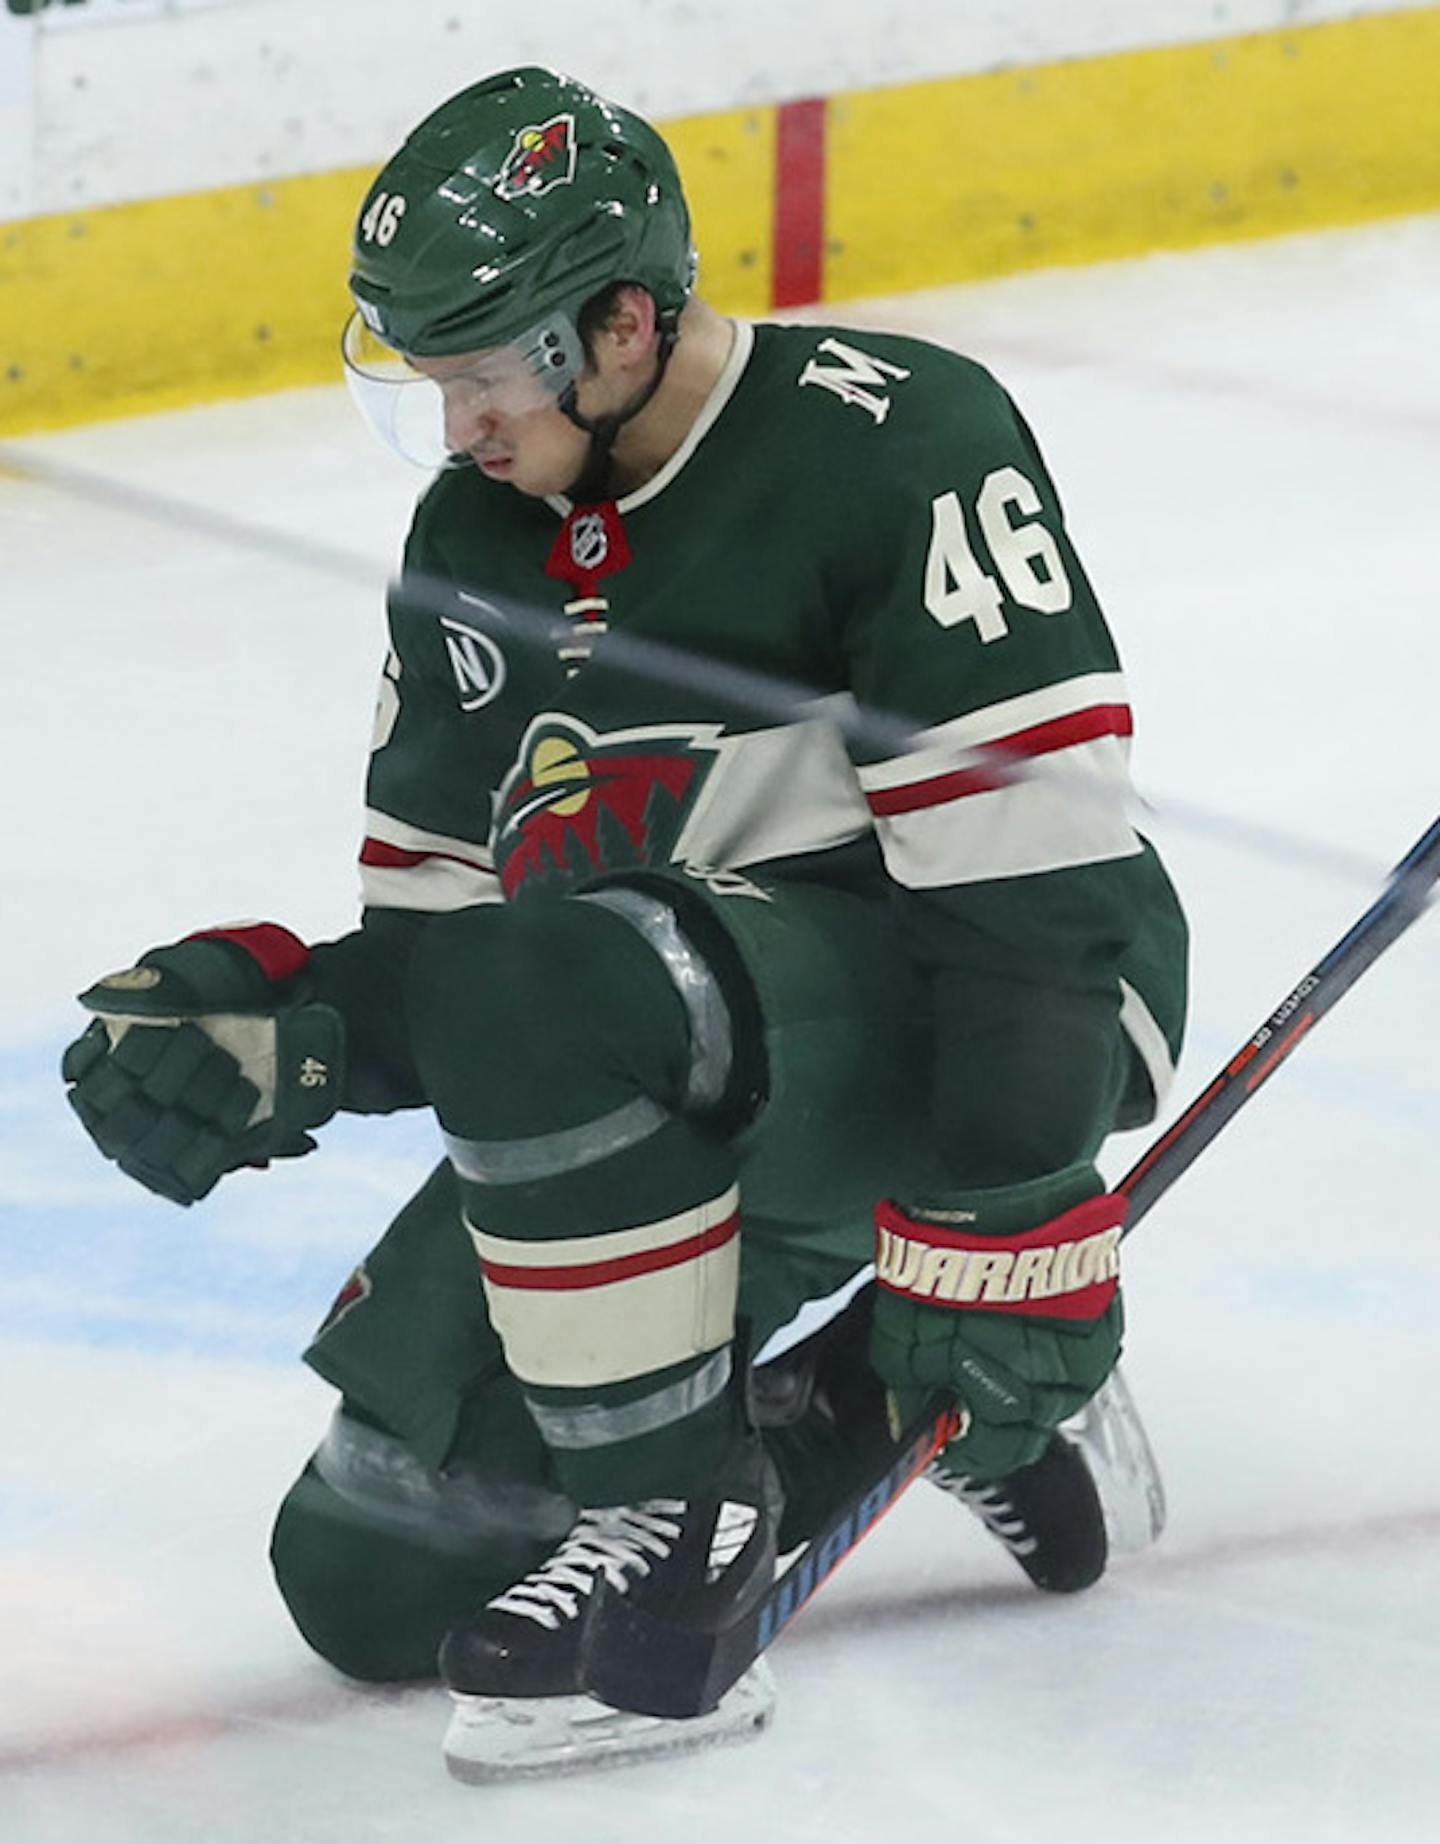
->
[62,67,1187,1774]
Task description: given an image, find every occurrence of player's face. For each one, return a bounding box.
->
[414,348,590,497]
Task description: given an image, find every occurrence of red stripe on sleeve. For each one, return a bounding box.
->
[867,704,1133,817]
[360,838,491,872]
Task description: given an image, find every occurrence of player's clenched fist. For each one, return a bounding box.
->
[869,1164,1126,1479]
[62,923,344,1206]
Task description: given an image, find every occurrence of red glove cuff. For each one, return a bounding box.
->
[187,922,311,985]
[874,1192,1128,1320]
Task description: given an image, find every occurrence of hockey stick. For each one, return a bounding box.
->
[589,810,1440,1719]
[1119,810,1440,1229]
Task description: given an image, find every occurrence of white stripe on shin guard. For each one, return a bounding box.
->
[468,1186,741,1387]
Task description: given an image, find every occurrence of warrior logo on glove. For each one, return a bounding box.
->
[875,1196,1125,1318]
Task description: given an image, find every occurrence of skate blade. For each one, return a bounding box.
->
[1063,1365,1166,1552]
[443,1659,777,1783]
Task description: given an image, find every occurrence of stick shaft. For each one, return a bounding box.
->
[595,814,1440,1715]
[697,812,1440,1696]
[1118,812,1440,1229]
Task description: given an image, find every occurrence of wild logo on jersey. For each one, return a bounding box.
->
[315,1263,373,1339]
[493,715,720,898]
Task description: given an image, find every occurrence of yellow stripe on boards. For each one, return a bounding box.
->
[825,5,1440,299]
[0,104,775,439]
[0,166,366,437]
[665,103,776,319]
[2,7,1438,436]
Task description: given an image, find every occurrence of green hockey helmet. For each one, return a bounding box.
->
[349,67,695,357]
[343,68,696,467]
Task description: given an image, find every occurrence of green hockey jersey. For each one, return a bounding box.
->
[325,319,1187,1174]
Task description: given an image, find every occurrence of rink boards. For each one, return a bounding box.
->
[2,4,1440,435]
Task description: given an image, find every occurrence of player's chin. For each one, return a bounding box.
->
[501,459,577,498]
[476,454,549,496]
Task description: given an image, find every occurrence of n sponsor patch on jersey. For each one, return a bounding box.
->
[493,714,720,897]
[441,611,508,712]
[495,114,578,201]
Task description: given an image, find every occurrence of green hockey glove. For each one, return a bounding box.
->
[869,1164,1126,1480]
[62,924,343,1206]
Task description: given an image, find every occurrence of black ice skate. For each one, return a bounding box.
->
[926,1366,1167,1592]
[927,1429,1109,1593]
[440,1447,780,1781]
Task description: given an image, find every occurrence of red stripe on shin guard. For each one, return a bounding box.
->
[480,1211,741,1293]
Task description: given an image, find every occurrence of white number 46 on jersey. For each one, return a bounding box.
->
[925,467,1073,642]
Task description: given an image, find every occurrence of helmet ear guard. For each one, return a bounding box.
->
[517,313,588,390]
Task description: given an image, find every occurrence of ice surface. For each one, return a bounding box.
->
[3,214,1438,1842]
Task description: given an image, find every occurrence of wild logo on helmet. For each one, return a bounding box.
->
[495,114,579,202]
[346,69,694,364]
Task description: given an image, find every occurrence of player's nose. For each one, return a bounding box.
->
[442,391,495,455]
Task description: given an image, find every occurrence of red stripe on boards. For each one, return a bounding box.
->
[481,1212,741,1292]
[866,704,1135,817]
[772,97,826,308]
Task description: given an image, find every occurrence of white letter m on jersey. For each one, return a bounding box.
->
[798,338,912,425]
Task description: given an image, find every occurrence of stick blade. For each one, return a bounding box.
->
[582,1582,762,1719]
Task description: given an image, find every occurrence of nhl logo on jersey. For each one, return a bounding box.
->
[493,714,720,898]
[569,511,610,573]
[495,114,578,201]
[547,501,632,600]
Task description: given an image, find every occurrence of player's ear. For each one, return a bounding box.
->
[599,285,659,369]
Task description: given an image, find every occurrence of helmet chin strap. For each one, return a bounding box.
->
[559,318,679,504]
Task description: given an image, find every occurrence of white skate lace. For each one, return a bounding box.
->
[925,1462,1039,1559]
[489,1501,687,1630]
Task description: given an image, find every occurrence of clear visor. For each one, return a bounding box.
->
[340,311,585,469]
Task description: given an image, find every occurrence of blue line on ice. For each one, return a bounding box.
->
[3,1041,441,1362]
[5,1018,1437,1360]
